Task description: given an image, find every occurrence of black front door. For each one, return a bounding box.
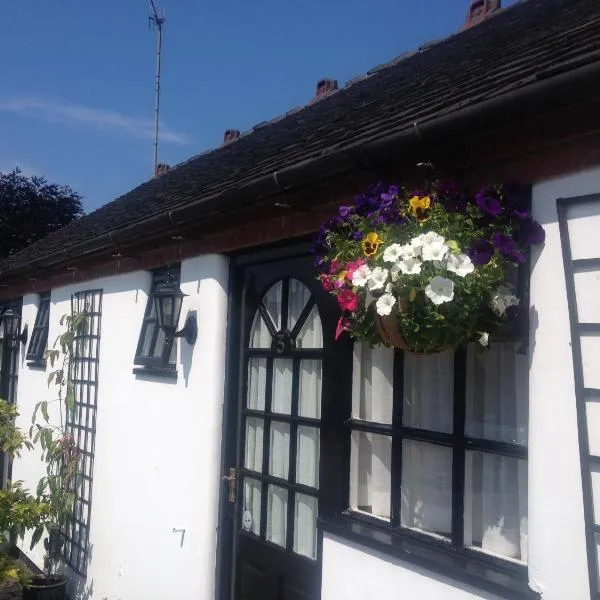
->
[220,250,339,600]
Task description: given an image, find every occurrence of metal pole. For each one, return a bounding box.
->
[153,19,163,176]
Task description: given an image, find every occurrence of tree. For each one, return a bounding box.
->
[0,168,84,259]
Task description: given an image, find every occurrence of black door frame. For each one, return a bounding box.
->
[215,239,349,600]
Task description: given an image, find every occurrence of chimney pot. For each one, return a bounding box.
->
[464,0,501,29]
[155,163,170,176]
[314,78,338,100]
[223,129,241,144]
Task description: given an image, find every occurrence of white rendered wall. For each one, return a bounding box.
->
[321,167,600,600]
[12,254,229,600]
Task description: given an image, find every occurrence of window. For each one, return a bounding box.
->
[347,342,528,558]
[26,292,50,366]
[133,263,180,374]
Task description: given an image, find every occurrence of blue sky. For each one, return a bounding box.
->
[0,0,518,212]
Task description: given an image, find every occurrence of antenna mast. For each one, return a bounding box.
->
[149,0,165,175]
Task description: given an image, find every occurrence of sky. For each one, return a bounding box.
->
[0,0,519,213]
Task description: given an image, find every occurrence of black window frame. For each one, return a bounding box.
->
[319,257,538,600]
[133,263,180,377]
[26,291,51,368]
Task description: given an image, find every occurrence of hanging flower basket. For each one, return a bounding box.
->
[313,179,545,352]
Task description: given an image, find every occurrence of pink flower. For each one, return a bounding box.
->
[320,275,334,291]
[346,259,366,280]
[335,317,351,340]
[329,260,341,274]
[337,289,359,312]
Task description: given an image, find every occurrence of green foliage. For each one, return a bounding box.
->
[31,311,88,577]
[0,400,32,458]
[0,482,50,547]
[0,552,31,587]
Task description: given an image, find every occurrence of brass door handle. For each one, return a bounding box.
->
[222,467,237,503]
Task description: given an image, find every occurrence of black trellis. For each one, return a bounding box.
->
[63,289,102,576]
[558,193,600,600]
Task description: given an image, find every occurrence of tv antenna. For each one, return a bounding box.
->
[149,0,166,175]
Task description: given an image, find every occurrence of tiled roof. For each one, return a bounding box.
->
[2,0,600,279]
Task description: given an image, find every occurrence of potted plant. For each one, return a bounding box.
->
[313,179,545,352]
[0,399,49,599]
[26,312,88,600]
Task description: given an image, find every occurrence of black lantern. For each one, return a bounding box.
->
[1,309,27,345]
[153,282,197,345]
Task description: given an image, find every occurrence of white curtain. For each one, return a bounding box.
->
[267,485,288,547]
[350,344,394,519]
[247,357,266,410]
[296,426,319,488]
[288,279,311,331]
[464,342,528,560]
[294,494,318,558]
[272,359,293,414]
[243,478,261,536]
[250,312,272,348]
[299,359,321,418]
[296,306,323,349]
[269,421,290,479]
[244,417,263,472]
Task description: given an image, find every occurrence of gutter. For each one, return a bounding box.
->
[3,55,600,282]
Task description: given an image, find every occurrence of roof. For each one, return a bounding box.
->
[2,0,600,281]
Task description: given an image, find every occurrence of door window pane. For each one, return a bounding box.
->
[244,417,264,472]
[263,281,283,331]
[403,351,453,433]
[464,451,528,561]
[269,421,290,479]
[267,485,288,548]
[272,359,293,414]
[242,477,261,536]
[298,360,322,419]
[466,343,528,444]
[350,431,391,520]
[352,344,393,424]
[401,440,452,537]
[247,358,267,410]
[288,279,311,331]
[294,494,318,559]
[296,306,323,349]
[296,426,319,488]
[250,313,272,348]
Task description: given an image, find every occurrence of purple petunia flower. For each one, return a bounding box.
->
[350,230,364,241]
[338,205,353,219]
[380,184,399,208]
[492,232,525,264]
[475,188,502,217]
[502,182,531,219]
[518,219,545,246]
[468,239,494,266]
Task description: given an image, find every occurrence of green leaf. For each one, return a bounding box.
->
[32,403,41,424]
[30,526,44,550]
[47,371,55,386]
[40,402,49,423]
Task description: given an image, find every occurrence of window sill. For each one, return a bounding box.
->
[26,359,47,370]
[318,514,539,600]
[132,366,178,380]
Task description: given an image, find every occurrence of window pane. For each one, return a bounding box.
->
[296,426,319,488]
[242,477,261,536]
[403,351,453,433]
[263,281,283,331]
[298,359,321,419]
[140,323,155,357]
[349,431,391,520]
[466,343,528,444]
[247,358,267,411]
[266,485,288,547]
[464,451,527,561]
[152,327,166,358]
[352,344,393,424]
[272,359,293,414]
[294,493,318,559]
[288,279,311,331]
[401,440,452,537]
[296,306,323,349]
[250,312,272,348]
[269,421,290,479]
[244,417,264,472]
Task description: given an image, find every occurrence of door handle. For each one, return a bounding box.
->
[222,467,237,503]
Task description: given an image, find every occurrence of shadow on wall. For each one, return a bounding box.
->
[180,309,196,388]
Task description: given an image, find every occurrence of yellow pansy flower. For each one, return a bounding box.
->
[361,232,381,257]
[408,195,432,221]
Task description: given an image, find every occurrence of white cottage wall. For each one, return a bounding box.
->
[12,254,229,600]
[320,167,600,600]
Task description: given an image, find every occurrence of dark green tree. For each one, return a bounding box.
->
[0,168,84,258]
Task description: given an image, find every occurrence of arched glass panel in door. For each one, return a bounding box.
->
[242,277,323,559]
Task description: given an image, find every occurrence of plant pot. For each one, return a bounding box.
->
[22,576,66,600]
[0,581,22,600]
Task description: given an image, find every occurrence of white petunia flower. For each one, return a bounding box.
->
[446,253,475,277]
[422,231,445,246]
[425,276,455,305]
[390,263,401,282]
[398,257,422,275]
[421,240,449,262]
[385,283,394,294]
[491,286,519,316]
[410,234,426,253]
[399,243,418,259]
[367,267,389,291]
[383,244,404,264]
[352,264,372,288]
[376,293,396,316]
[478,332,489,347]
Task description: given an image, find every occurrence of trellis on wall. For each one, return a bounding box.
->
[64,289,103,576]
[558,193,600,599]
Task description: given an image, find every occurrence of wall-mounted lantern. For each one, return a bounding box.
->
[1,309,28,345]
[153,282,197,345]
